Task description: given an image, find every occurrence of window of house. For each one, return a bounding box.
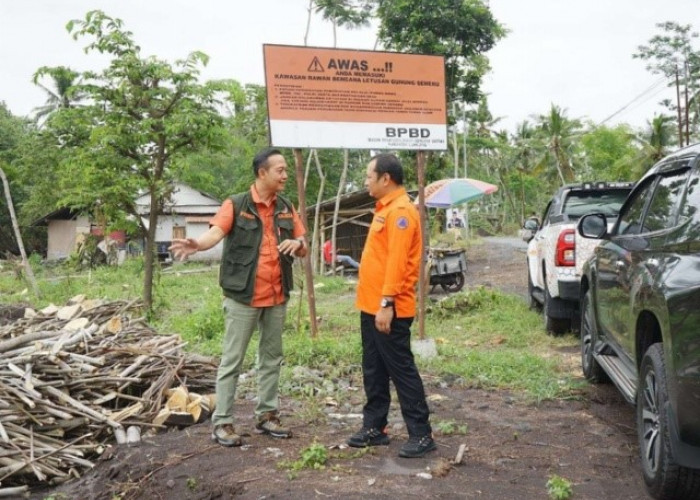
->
[172,226,186,240]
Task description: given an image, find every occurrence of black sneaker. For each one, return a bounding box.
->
[399,435,437,458]
[347,427,390,448]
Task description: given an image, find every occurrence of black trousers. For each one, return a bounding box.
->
[360,312,431,437]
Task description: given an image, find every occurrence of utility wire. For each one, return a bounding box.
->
[597,76,670,126]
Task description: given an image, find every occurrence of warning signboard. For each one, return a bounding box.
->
[263,44,447,151]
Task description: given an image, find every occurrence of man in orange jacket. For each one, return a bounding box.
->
[348,153,435,458]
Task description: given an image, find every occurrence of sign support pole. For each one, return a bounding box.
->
[293,148,318,338]
[417,150,427,340]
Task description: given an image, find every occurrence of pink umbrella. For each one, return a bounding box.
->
[424,178,498,208]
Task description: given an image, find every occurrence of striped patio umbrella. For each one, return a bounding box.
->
[424,178,498,208]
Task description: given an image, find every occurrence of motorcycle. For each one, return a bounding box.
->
[428,247,467,293]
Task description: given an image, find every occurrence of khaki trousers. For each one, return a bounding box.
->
[211,297,287,426]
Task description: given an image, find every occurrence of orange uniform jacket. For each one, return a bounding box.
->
[355,188,421,318]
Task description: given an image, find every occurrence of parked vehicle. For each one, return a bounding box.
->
[525,182,634,334]
[518,216,539,243]
[578,143,700,499]
[428,247,467,293]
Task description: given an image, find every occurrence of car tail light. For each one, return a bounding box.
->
[556,229,576,266]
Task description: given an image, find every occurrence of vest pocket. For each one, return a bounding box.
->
[220,256,253,292]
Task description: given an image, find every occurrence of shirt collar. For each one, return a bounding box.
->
[376,187,406,210]
[251,184,276,207]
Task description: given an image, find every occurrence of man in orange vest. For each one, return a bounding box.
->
[169,148,307,447]
[348,153,435,458]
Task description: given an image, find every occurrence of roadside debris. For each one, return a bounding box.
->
[0,296,217,491]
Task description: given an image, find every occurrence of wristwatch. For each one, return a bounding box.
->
[380,298,394,308]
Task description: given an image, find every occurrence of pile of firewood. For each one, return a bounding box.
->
[0,296,218,495]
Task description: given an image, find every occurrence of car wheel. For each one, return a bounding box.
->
[580,290,608,383]
[544,280,569,336]
[440,272,465,293]
[637,343,700,499]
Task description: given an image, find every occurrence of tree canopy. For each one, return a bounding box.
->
[374,0,505,104]
[40,10,231,309]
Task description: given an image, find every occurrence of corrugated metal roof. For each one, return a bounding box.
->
[135,182,221,215]
[306,188,417,213]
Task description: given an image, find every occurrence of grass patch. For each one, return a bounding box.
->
[0,258,581,402]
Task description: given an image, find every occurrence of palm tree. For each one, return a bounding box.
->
[537,104,582,184]
[31,66,84,124]
[306,0,371,46]
[512,120,540,218]
[635,115,675,176]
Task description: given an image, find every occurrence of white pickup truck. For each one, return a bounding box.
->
[523,181,634,334]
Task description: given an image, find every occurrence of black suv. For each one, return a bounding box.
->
[578,144,700,499]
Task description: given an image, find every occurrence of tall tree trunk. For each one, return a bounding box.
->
[303,0,314,46]
[330,150,349,275]
[311,150,326,274]
[519,169,526,223]
[143,146,166,312]
[0,167,40,297]
[143,186,159,311]
[676,66,684,148]
[452,101,459,178]
[293,149,318,338]
[303,150,314,195]
[551,139,566,185]
[497,168,517,216]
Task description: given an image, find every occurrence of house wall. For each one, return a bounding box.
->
[46,216,91,260]
[47,220,76,260]
[144,214,222,261]
[186,221,222,261]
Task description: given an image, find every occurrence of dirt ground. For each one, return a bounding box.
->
[27,237,651,500]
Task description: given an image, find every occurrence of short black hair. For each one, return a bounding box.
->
[370,153,404,185]
[253,148,284,177]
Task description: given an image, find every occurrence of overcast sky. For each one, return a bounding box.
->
[1,0,697,134]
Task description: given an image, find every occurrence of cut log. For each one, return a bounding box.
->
[163,411,194,427]
[165,386,189,412]
[152,408,171,427]
[186,398,202,423]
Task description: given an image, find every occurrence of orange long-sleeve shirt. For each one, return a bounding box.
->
[355,187,421,318]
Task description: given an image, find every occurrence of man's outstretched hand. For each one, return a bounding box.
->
[169,238,199,261]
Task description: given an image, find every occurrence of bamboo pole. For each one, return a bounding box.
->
[417,151,427,340]
[0,166,40,297]
[293,148,318,338]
